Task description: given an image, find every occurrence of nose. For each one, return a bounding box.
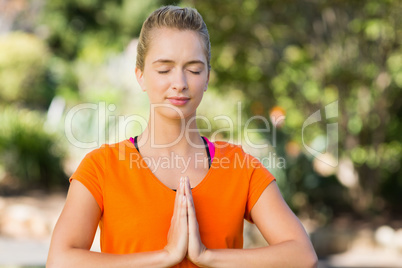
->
[171,70,188,91]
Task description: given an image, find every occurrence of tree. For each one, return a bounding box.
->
[186,0,402,218]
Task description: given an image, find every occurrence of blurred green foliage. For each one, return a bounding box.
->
[41,0,174,60]
[187,0,402,219]
[0,32,54,109]
[0,30,66,193]
[0,106,67,193]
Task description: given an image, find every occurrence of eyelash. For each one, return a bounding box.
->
[157,70,201,75]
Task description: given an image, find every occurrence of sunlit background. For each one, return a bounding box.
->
[0,0,401,267]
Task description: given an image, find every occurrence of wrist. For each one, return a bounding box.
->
[193,248,212,268]
[162,248,182,267]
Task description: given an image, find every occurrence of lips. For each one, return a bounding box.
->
[167,96,190,106]
[167,96,190,100]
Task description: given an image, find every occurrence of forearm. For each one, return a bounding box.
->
[199,240,317,268]
[47,248,177,268]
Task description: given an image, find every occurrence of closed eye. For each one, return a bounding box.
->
[157,70,170,74]
[189,70,201,75]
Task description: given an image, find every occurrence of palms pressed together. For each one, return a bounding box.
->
[164,176,207,266]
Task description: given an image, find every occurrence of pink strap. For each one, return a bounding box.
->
[202,136,215,160]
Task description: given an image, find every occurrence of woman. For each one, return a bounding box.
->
[47,5,317,267]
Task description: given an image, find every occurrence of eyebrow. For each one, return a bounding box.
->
[152,59,205,66]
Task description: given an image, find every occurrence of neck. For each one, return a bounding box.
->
[138,110,204,155]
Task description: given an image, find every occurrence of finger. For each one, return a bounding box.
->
[179,184,188,231]
[174,177,183,210]
[179,177,186,209]
[171,177,184,226]
[172,180,185,221]
[184,176,193,204]
[185,177,198,234]
[177,178,186,212]
[184,176,191,199]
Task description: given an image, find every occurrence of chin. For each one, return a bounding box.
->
[154,105,196,120]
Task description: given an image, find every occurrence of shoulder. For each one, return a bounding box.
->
[74,139,136,177]
[212,140,274,175]
[213,140,257,160]
[213,140,243,155]
[212,141,260,168]
[83,139,134,160]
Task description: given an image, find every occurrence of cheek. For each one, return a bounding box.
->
[190,75,208,91]
[189,79,206,103]
[145,74,168,92]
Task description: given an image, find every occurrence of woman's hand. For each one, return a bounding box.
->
[184,176,209,266]
[164,177,188,265]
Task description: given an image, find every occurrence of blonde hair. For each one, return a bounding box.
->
[136,6,211,71]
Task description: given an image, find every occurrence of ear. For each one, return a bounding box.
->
[135,67,146,91]
[204,71,210,92]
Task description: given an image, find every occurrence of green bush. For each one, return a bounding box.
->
[0,32,54,109]
[0,106,67,193]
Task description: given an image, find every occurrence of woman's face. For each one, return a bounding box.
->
[136,27,209,120]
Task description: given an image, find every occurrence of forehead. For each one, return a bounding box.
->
[145,27,207,63]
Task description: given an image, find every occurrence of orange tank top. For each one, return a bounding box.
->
[70,139,275,267]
